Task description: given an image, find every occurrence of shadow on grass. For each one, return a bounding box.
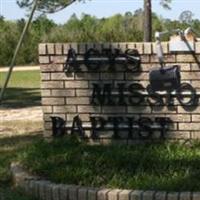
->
[19,137,200,191]
[0,131,200,192]
[0,88,41,108]
[0,132,42,185]
[0,187,37,200]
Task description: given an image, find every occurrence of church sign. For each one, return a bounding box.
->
[39,42,200,143]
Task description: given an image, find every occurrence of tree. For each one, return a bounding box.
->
[144,0,152,42]
[143,0,172,42]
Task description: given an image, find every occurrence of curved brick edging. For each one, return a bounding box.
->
[11,162,200,200]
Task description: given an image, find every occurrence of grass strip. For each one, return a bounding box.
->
[0,70,41,108]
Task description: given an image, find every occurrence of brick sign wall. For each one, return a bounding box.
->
[39,42,200,143]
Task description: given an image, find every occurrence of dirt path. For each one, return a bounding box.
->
[0,66,40,72]
[1,106,42,121]
[0,106,43,137]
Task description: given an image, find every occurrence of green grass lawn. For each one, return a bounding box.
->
[0,134,41,200]
[19,137,200,191]
[0,70,41,108]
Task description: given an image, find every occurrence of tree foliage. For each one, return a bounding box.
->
[0,12,199,66]
[179,10,194,24]
[17,0,80,13]
[160,0,172,9]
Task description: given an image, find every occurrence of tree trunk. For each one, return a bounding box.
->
[143,0,152,42]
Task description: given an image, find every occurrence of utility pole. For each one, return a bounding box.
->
[0,0,39,103]
[144,0,152,42]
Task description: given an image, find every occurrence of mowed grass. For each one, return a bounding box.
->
[0,133,42,200]
[0,70,41,108]
[19,137,200,191]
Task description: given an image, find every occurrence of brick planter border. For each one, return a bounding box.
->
[11,162,200,200]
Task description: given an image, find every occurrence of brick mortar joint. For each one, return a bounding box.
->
[11,162,200,200]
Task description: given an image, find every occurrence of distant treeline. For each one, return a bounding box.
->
[0,10,200,66]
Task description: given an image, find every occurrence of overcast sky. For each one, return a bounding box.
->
[0,0,200,23]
